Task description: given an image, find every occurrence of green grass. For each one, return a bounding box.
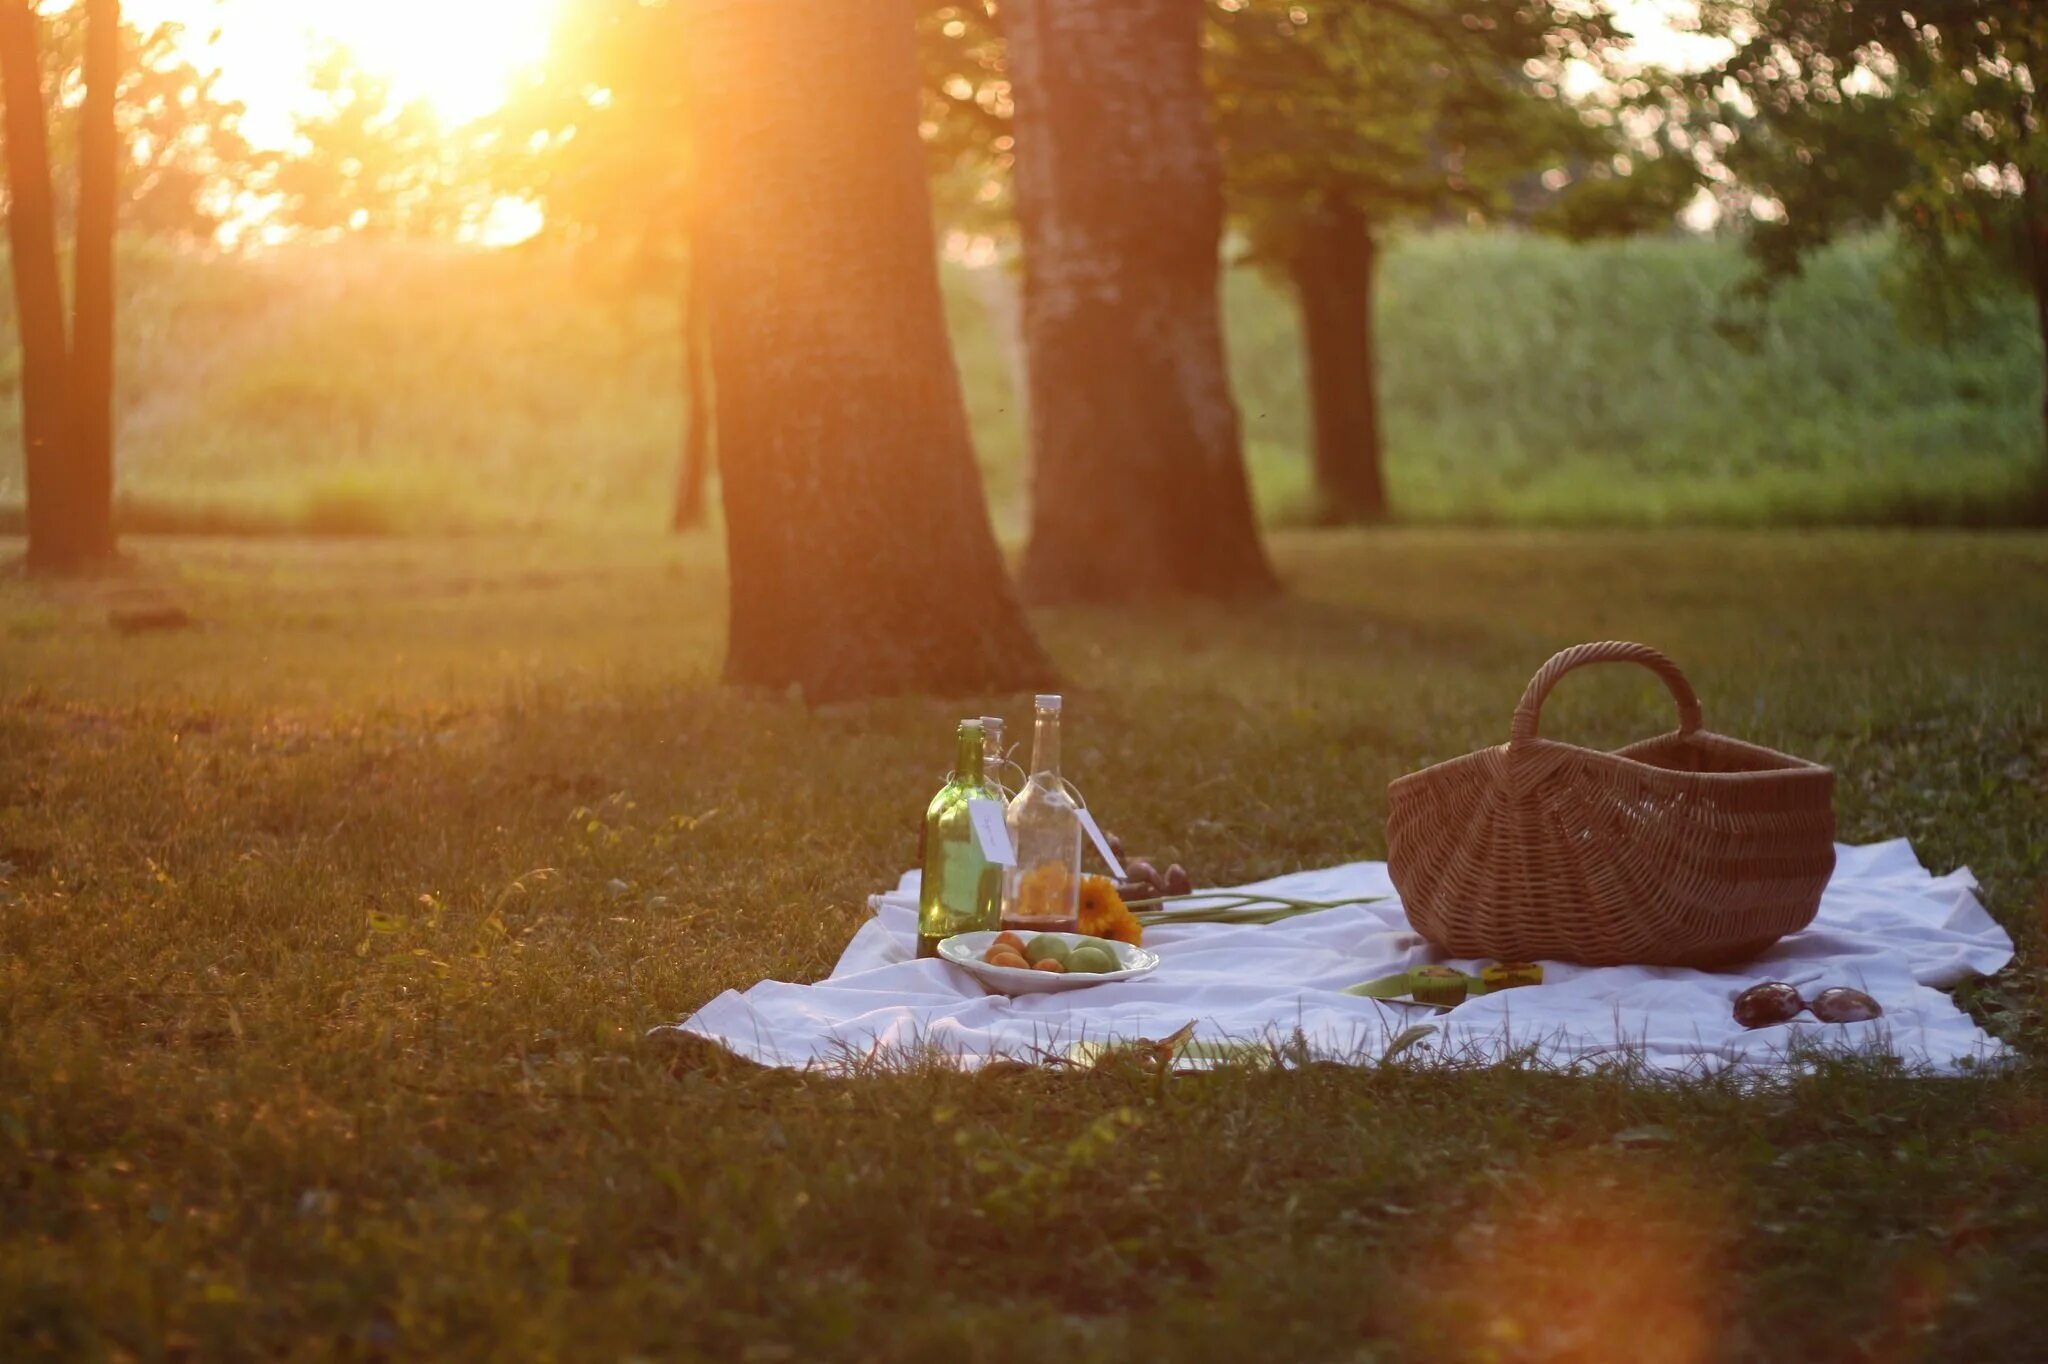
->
[2,529,2045,1360]
[2,232,2041,535]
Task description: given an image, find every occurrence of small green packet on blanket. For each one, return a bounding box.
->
[1344,961,1544,1007]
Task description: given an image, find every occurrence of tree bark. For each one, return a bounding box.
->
[1006,0,1277,602]
[2032,223,2048,511]
[0,0,77,570]
[2021,169,2048,509]
[1291,203,1388,523]
[66,0,119,562]
[686,0,1052,702]
[671,243,713,531]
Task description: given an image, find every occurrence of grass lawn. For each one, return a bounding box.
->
[2,528,2046,1362]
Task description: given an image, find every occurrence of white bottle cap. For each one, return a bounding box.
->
[1034,694,1062,711]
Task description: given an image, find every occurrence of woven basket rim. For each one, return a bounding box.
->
[1388,726,1833,796]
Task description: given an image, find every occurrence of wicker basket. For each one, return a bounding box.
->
[1387,641,1836,968]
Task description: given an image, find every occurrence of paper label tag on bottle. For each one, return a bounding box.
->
[1074,806,1125,879]
[966,799,1015,866]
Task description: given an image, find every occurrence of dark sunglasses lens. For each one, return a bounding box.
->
[1734,981,1806,1029]
[1809,987,1883,1023]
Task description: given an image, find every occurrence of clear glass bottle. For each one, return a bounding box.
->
[1002,694,1083,933]
[980,715,1011,799]
[918,720,1002,958]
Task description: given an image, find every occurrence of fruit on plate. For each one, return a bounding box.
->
[1409,965,1469,1007]
[1024,933,1071,967]
[1067,943,1120,975]
[973,933,1127,976]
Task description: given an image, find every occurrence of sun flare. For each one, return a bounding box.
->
[129,0,563,143]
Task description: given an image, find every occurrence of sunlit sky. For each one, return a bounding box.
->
[121,0,1715,152]
[125,0,564,146]
[109,0,1719,245]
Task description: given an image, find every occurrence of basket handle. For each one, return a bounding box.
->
[1509,641,1703,752]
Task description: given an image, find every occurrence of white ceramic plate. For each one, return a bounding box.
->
[938,931,1160,996]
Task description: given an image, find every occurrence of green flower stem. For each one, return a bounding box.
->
[1130,891,1389,927]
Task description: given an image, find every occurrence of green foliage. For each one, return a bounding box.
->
[1207,0,1691,256]
[1702,2,2048,343]
[1234,231,2042,526]
[0,7,255,241]
[272,48,482,238]
[918,3,1012,234]
[0,232,2037,531]
[488,0,691,279]
[0,529,2044,1359]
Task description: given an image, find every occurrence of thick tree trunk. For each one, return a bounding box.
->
[1006,0,1276,602]
[2022,177,2048,508]
[0,0,77,570]
[671,245,713,531]
[1291,204,1388,523]
[2033,240,2048,510]
[66,0,119,562]
[686,0,1052,702]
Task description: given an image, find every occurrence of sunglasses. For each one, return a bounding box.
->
[1734,982,1884,1029]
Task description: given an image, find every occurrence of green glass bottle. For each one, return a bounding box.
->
[918,719,1002,958]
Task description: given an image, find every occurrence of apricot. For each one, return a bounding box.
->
[1031,958,1067,974]
[985,950,1029,971]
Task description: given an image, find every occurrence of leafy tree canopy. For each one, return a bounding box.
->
[271,47,479,238]
[1209,0,1698,258]
[487,0,690,282]
[1699,0,2045,335]
[0,7,255,241]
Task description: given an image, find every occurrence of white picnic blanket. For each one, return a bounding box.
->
[660,840,2015,1076]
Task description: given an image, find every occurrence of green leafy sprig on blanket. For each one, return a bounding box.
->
[1123,890,1390,929]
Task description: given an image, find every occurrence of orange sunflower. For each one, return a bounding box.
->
[1078,875,1143,946]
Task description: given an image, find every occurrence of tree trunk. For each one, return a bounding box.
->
[2033,230,2048,514]
[671,244,713,531]
[2022,172,2048,511]
[66,0,119,562]
[686,0,1052,702]
[0,0,76,570]
[1291,204,1388,523]
[1006,0,1277,602]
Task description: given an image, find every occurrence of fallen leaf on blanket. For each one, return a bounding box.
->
[1380,1024,1437,1064]
[1066,1021,1264,1072]
[1149,1020,1198,1062]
